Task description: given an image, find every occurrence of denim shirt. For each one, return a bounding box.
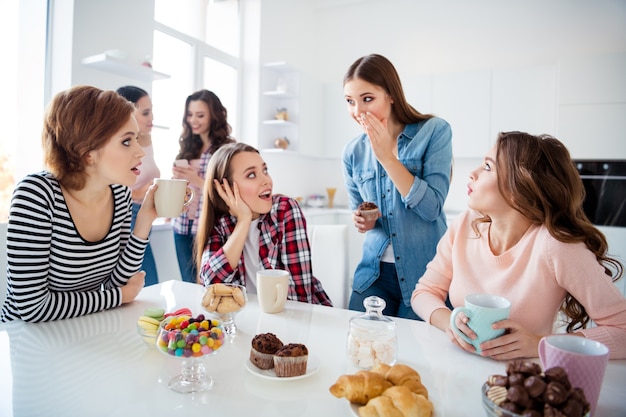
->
[342,117,453,307]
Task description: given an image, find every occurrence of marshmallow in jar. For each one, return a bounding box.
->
[347,296,397,369]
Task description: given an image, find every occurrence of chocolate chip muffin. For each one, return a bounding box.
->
[250,333,283,370]
[273,343,309,377]
[357,202,379,221]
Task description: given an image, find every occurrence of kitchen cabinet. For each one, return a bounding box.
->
[429,65,557,159]
[432,70,492,158]
[260,62,300,152]
[557,53,626,159]
[81,52,170,81]
[490,64,557,139]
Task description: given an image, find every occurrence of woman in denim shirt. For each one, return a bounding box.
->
[342,54,453,319]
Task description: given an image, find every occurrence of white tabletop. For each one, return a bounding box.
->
[1,280,624,417]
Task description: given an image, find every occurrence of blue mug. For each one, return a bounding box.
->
[450,293,511,354]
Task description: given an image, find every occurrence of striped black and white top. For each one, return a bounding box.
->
[1,172,148,322]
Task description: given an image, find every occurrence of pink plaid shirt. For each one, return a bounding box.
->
[172,150,211,235]
[199,195,332,306]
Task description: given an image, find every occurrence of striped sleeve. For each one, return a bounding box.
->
[1,173,147,322]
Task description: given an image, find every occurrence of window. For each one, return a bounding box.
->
[152,0,240,176]
[0,0,47,222]
[154,0,239,56]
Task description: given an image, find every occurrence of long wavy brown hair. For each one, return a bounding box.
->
[472,131,623,332]
[194,143,260,279]
[176,89,234,160]
[343,54,434,125]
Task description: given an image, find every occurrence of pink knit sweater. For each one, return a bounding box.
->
[411,210,626,359]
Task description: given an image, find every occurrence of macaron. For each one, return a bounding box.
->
[137,315,161,333]
[143,307,165,321]
[164,307,193,318]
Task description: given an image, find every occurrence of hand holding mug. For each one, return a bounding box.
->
[449,293,511,354]
[153,179,194,218]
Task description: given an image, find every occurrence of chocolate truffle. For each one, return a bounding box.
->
[543,382,569,406]
[524,375,547,398]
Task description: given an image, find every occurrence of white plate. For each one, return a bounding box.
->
[350,403,359,416]
[244,356,320,381]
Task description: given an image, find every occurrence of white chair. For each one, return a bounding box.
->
[308,224,349,309]
[0,223,7,304]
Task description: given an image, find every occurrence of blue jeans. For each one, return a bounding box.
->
[348,262,423,320]
[131,203,159,286]
[173,222,197,283]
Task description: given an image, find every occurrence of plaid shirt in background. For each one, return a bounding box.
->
[172,149,211,235]
[199,194,333,306]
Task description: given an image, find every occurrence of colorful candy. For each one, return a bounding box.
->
[156,314,225,358]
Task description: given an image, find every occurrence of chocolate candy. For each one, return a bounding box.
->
[501,401,522,414]
[544,366,572,390]
[508,372,526,387]
[561,397,584,417]
[521,410,542,417]
[485,361,590,417]
[487,374,508,387]
[524,375,547,398]
[543,382,569,406]
[508,385,531,408]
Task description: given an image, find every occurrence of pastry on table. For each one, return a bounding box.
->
[358,385,433,417]
[249,333,283,370]
[329,370,393,405]
[371,363,429,399]
[273,343,308,377]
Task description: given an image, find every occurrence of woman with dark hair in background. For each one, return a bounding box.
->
[116,85,160,286]
[171,89,235,283]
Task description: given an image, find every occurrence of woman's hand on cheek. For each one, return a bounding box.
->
[213,179,252,221]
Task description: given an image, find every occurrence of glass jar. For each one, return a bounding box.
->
[347,296,397,370]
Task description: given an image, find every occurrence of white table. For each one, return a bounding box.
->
[1,280,624,417]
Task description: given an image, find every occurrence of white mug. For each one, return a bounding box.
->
[256,269,289,314]
[153,179,194,218]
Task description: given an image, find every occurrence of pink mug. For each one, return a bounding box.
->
[538,335,609,416]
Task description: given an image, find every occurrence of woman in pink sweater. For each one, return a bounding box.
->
[411,131,626,359]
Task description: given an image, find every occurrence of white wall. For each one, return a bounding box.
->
[256,0,626,211]
[29,0,626,214]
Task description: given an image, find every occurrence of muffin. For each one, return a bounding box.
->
[273,343,309,377]
[358,202,379,221]
[250,333,283,370]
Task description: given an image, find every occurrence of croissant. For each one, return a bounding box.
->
[371,364,429,399]
[329,370,393,405]
[358,386,433,417]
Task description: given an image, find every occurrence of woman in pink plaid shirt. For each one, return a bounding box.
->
[195,143,332,306]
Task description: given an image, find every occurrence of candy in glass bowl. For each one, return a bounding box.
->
[201,283,247,336]
[156,314,225,393]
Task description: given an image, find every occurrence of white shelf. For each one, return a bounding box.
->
[262,120,296,126]
[263,90,296,98]
[81,53,170,81]
[263,61,295,72]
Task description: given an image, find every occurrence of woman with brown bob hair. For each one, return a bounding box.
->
[1,85,158,322]
[412,131,626,359]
